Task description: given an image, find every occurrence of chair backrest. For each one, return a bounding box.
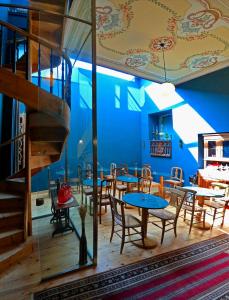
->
[179,187,197,211]
[168,187,195,218]
[100,179,113,196]
[170,167,183,183]
[115,166,128,177]
[109,195,125,226]
[139,166,152,193]
[110,163,117,176]
[86,163,92,178]
[141,166,152,179]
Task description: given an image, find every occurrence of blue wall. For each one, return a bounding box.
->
[31,69,143,191]
[140,67,229,184]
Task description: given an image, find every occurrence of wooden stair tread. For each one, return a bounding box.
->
[0,238,33,263]
[0,193,23,200]
[0,211,23,219]
[0,229,23,239]
[7,178,25,183]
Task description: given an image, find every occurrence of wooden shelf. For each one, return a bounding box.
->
[204,157,229,163]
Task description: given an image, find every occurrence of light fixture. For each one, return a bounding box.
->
[160,42,175,92]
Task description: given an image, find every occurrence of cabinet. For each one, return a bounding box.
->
[203,133,229,168]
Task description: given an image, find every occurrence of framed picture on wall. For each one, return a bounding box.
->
[150,140,172,158]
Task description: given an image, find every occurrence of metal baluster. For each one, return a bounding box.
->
[12,31,16,73]
[61,58,65,100]
[50,48,53,94]
[0,25,3,67]
[25,37,29,80]
[38,43,41,87]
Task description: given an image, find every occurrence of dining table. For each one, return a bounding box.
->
[123,192,169,248]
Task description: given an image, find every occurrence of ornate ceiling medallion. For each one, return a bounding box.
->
[150,36,175,52]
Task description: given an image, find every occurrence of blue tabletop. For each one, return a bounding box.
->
[123,193,168,209]
[117,175,139,183]
[128,167,142,171]
[83,178,105,187]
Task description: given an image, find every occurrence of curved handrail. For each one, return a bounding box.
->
[0,3,92,26]
[0,20,72,108]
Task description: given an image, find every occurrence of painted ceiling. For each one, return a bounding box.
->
[95,0,229,84]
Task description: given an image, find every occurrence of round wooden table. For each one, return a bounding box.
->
[123,193,169,248]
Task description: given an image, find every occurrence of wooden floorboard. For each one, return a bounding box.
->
[0,190,228,300]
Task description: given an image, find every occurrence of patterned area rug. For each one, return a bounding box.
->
[34,234,229,300]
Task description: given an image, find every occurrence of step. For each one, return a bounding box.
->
[0,237,33,274]
[0,211,24,230]
[0,193,24,212]
[0,229,24,254]
[29,127,67,142]
[31,141,62,156]
[0,179,26,193]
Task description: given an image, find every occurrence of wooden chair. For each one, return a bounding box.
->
[164,167,184,187]
[89,179,113,223]
[148,187,188,244]
[104,162,116,180]
[109,195,144,253]
[113,167,128,198]
[47,167,57,197]
[68,165,82,193]
[182,188,206,234]
[204,183,229,228]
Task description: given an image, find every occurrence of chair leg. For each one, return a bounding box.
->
[110,219,114,242]
[89,198,93,216]
[120,227,125,254]
[189,212,194,234]
[174,220,177,237]
[212,208,217,229]
[141,226,145,247]
[203,210,206,229]
[99,203,102,224]
[183,209,186,221]
[138,207,141,216]
[161,220,165,244]
[221,206,226,227]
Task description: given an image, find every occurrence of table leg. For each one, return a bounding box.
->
[188,196,210,230]
[132,208,157,249]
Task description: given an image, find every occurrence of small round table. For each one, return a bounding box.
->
[123,193,169,248]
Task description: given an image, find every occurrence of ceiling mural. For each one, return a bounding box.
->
[95,0,229,84]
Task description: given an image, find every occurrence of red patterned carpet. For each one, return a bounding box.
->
[34,234,229,300]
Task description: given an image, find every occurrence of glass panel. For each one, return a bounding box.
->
[208,141,216,157]
[0,0,95,280]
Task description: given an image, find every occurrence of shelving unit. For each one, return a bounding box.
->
[203,133,229,168]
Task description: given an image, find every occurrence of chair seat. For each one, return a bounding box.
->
[83,187,93,195]
[149,208,176,220]
[204,200,225,209]
[182,204,206,212]
[125,214,142,228]
[116,184,127,191]
[104,175,113,180]
[164,179,182,186]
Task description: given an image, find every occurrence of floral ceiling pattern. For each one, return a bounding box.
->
[95,0,229,84]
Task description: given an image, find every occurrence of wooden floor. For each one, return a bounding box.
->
[0,190,228,300]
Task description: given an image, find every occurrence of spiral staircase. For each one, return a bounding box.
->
[0,0,71,273]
